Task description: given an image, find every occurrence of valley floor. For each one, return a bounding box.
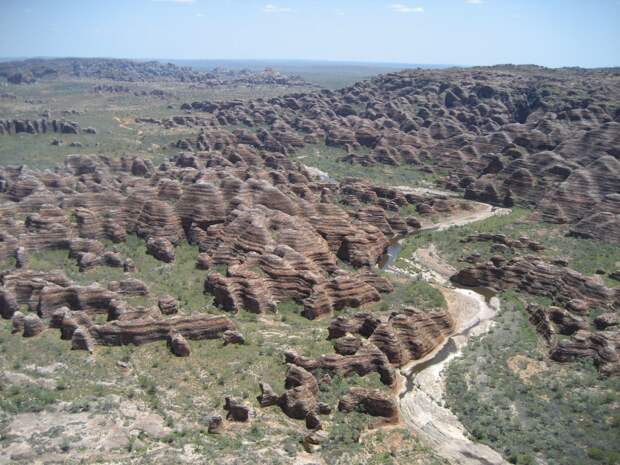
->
[0,74,618,465]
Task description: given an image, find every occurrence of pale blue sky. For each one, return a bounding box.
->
[0,0,618,67]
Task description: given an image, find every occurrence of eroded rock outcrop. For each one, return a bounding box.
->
[224,397,252,422]
[550,330,619,375]
[1,149,428,321]
[463,233,545,252]
[338,387,398,421]
[258,364,327,430]
[0,119,83,136]
[0,57,314,88]
[451,256,619,310]
[177,66,620,244]
[327,308,455,367]
[167,330,191,357]
[158,295,178,315]
[86,314,236,347]
[284,345,396,386]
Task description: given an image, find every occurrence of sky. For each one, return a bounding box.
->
[0,0,619,68]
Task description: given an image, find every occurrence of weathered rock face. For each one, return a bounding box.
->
[94,84,172,99]
[550,330,619,375]
[328,312,382,340]
[0,119,83,136]
[327,308,455,367]
[71,327,94,352]
[526,300,620,374]
[258,305,455,427]
[22,314,46,337]
[86,314,236,347]
[569,211,620,245]
[451,256,619,310]
[261,306,430,428]
[463,233,545,252]
[11,311,25,334]
[157,295,178,315]
[257,364,326,429]
[108,278,149,297]
[207,415,224,434]
[595,313,618,330]
[338,387,399,420]
[167,330,191,357]
[369,308,455,366]
[37,284,118,318]
[1,270,72,312]
[0,288,18,318]
[0,266,238,354]
[222,329,245,345]
[257,382,281,408]
[68,239,113,271]
[198,197,395,318]
[146,237,175,263]
[452,255,620,373]
[284,345,396,386]
[196,253,212,270]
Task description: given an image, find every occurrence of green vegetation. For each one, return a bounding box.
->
[294,143,445,188]
[0,78,310,168]
[396,208,620,286]
[28,235,206,310]
[5,69,617,465]
[372,276,447,312]
[445,291,620,465]
[0,383,60,414]
[0,237,445,464]
[0,257,16,274]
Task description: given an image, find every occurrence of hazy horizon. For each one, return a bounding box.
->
[0,56,452,67]
[1,0,619,68]
[2,57,618,72]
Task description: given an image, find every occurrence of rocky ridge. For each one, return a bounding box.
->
[0,58,314,88]
[452,256,619,373]
[0,119,85,135]
[176,66,620,244]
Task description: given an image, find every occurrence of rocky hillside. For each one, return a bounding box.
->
[177,65,620,244]
[0,148,468,363]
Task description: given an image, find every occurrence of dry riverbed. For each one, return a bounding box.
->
[386,202,511,465]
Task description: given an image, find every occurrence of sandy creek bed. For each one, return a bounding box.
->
[382,198,511,465]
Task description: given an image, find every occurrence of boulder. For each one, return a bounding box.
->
[71,327,94,352]
[222,329,245,345]
[207,415,224,434]
[23,314,46,337]
[11,311,25,334]
[224,397,251,422]
[167,330,191,357]
[158,295,178,315]
[146,237,175,263]
[0,289,18,319]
